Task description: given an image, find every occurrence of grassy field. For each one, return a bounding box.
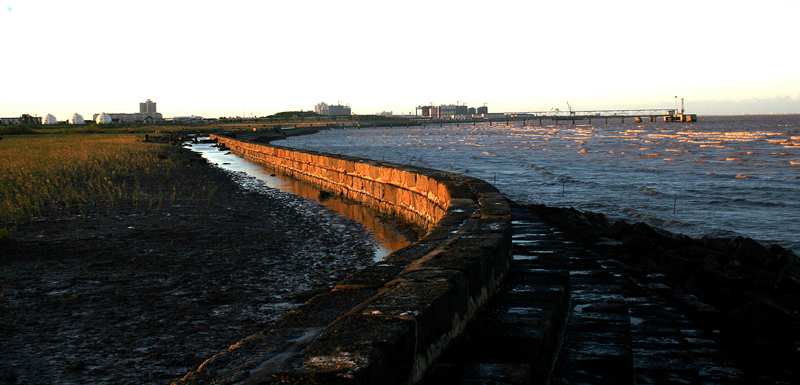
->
[0,132,217,233]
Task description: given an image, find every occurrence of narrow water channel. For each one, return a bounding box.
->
[188,141,414,261]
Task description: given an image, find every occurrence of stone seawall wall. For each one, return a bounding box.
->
[177,135,512,385]
[213,137,449,230]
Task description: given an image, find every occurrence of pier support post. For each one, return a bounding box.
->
[605,117,608,125]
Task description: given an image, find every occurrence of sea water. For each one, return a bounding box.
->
[277,115,800,251]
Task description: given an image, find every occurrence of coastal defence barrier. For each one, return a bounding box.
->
[177,135,512,384]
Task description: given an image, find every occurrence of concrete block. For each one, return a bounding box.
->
[363,279,467,347]
[383,241,440,266]
[335,264,406,290]
[424,211,470,241]
[420,248,497,300]
[177,328,323,385]
[289,315,416,384]
[272,289,378,329]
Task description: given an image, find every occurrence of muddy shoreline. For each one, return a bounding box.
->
[0,148,377,384]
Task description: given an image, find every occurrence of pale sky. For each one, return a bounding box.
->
[2,0,799,120]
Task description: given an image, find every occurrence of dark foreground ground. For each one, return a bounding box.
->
[0,148,377,384]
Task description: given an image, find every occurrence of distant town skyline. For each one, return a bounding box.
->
[2,1,798,120]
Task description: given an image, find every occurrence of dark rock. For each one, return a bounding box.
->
[584,211,611,229]
[724,300,796,339]
[776,275,800,296]
[607,220,634,239]
[666,289,721,325]
[702,236,737,254]
[67,358,86,371]
[318,191,332,201]
[0,369,18,382]
[734,237,770,268]
[777,293,800,310]
[703,255,723,274]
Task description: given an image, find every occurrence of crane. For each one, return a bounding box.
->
[566,101,575,116]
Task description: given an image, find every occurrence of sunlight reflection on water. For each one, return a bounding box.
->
[188,141,414,261]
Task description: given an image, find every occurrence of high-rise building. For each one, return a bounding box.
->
[315,102,330,115]
[139,99,157,114]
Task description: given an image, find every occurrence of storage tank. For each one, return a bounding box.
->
[95,112,112,124]
[71,113,85,125]
[43,114,57,125]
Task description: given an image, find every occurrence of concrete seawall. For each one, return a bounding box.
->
[176,135,512,384]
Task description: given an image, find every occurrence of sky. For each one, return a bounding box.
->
[2,0,799,120]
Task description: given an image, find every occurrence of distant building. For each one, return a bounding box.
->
[314,102,329,115]
[0,114,42,125]
[438,104,469,118]
[315,102,351,116]
[416,103,488,119]
[417,105,436,118]
[96,99,163,123]
[43,114,58,125]
[140,99,157,114]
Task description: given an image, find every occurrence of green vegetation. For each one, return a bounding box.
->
[0,133,216,229]
[0,124,37,135]
[269,111,322,120]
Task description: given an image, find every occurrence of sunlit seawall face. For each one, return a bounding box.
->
[280,115,800,250]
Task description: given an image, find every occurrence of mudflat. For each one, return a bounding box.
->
[0,146,377,384]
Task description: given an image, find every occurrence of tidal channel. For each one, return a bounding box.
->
[188,141,414,261]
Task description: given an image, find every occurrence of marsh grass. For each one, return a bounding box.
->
[0,133,217,228]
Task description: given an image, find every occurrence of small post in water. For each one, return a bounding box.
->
[673,196,677,214]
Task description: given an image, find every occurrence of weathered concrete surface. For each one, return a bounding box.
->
[175,135,512,384]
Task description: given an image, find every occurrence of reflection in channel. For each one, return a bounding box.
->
[189,141,416,261]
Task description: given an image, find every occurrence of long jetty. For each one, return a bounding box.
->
[424,108,697,126]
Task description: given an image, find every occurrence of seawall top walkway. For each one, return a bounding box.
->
[177,135,513,384]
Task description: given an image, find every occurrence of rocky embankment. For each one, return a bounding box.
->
[528,204,800,370]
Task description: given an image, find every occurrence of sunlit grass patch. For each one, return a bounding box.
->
[0,133,216,228]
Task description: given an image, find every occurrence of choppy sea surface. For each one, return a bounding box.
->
[277,115,800,251]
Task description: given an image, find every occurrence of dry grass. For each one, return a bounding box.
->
[0,133,216,228]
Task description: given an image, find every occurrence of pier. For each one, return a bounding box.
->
[422,108,698,126]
